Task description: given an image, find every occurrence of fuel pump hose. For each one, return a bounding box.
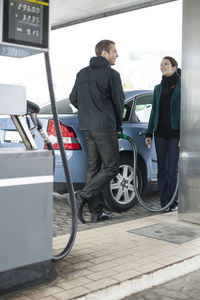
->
[118,133,178,212]
[44,52,78,261]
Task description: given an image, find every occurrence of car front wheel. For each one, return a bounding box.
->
[103,154,143,212]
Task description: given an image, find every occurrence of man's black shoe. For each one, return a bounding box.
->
[91,212,112,223]
[75,193,87,224]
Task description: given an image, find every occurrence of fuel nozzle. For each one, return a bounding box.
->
[26,100,51,147]
[118,133,128,140]
[117,133,133,143]
[26,100,42,130]
[26,100,40,115]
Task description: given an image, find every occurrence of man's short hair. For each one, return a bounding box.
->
[95,40,115,56]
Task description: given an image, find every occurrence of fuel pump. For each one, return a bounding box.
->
[0,0,77,294]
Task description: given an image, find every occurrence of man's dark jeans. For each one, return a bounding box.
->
[155,136,179,208]
[80,130,119,215]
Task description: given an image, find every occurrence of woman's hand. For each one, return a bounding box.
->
[145,137,152,149]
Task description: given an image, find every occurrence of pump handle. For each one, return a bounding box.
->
[118,133,128,139]
[26,100,40,115]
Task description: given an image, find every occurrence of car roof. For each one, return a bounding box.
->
[39,89,153,113]
[124,90,152,101]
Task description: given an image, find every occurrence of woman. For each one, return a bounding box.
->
[145,56,181,211]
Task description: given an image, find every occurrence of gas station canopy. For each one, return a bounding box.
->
[51,0,177,29]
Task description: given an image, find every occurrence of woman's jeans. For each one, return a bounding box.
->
[154,136,179,208]
[80,130,119,215]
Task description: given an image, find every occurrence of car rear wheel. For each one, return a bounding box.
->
[103,154,143,212]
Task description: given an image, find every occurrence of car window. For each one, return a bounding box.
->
[39,99,78,114]
[123,100,133,121]
[135,93,153,123]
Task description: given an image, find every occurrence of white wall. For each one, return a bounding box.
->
[0,1,182,105]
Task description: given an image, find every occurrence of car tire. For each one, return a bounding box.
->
[103,153,143,212]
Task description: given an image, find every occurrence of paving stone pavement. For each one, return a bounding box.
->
[52,190,160,236]
[122,268,200,300]
[53,191,200,300]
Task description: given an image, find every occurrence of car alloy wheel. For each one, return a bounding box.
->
[103,154,143,212]
[110,164,136,205]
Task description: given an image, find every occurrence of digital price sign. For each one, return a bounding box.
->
[0,0,49,57]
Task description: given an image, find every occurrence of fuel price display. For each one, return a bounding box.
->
[3,0,49,48]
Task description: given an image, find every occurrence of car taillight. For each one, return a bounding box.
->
[45,120,82,150]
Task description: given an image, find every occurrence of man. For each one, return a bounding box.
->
[69,40,125,223]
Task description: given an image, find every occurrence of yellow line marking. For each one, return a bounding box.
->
[24,0,49,6]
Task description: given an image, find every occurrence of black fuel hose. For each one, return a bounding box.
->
[44,52,78,261]
[118,133,178,212]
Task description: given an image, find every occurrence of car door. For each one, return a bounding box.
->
[123,92,157,183]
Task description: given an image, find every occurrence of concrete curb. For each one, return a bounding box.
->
[76,254,200,300]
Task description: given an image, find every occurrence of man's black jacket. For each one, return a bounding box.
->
[69,56,125,132]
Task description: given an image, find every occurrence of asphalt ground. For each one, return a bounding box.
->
[53,191,200,300]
